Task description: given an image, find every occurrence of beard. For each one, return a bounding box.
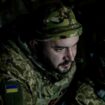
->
[57,60,74,74]
[37,51,74,74]
[42,56,74,74]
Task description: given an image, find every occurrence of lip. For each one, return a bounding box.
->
[63,63,70,68]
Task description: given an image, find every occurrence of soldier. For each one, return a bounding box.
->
[0,1,82,105]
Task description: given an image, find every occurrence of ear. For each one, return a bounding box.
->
[29,40,38,49]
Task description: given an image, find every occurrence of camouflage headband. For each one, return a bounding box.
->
[35,4,82,41]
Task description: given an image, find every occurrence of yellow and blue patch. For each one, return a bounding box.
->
[5,85,18,93]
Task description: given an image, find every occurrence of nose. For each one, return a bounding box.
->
[65,48,75,61]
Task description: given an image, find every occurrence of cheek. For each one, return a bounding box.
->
[44,49,64,66]
[73,49,77,57]
[51,53,62,63]
[72,45,77,57]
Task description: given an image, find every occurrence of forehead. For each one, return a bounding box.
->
[44,36,79,47]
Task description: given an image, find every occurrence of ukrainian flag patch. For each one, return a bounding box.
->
[5,85,18,93]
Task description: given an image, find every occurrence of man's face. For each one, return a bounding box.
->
[42,36,79,73]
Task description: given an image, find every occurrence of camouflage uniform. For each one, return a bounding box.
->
[72,79,105,105]
[0,40,77,105]
[0,2,82,105]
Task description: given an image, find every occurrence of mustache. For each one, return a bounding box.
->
[59,60,71,66]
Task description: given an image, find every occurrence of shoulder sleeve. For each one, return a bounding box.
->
[0,40,36,81]
[0,41,37,105]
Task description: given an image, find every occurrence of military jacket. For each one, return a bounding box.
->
[0,40,76,105]
[73,80,105,105]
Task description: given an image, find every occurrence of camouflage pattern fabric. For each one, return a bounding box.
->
[0,40,76,105]
[31,3,82,41]
[73,80,105,105]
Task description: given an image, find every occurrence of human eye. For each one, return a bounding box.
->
[54,47,65,52]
